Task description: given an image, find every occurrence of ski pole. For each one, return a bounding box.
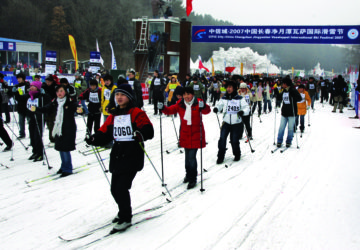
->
[242,116,255,153]
[158,103,166,187]
[10,103,15,161]
[273,105,277,145]
[291,98,300,149]
[171,115,179,144]
[8,99,20,131]
[134,131,172,200]
[215,113,221,129]
[308,107,311,127]
[1,116,29,151]
[41,96,46,166]
[199,101,205,192]
[33,113,53,169]
[81,115,110,186]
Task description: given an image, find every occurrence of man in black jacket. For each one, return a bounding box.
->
[332,75,348,113]
[42,75,58,143]
[0,88,13,151]
[128,71,143,109]
[277,77,302,148]
[150,70,165,115]
[11,73,30,138]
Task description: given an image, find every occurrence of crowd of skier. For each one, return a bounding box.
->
[0,70,358,232]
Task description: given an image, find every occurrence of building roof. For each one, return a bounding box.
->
[0,37,42,45]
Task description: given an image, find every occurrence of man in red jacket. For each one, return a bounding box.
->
[160,87,211,189]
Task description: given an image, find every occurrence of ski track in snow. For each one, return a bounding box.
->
[1,100,360,249]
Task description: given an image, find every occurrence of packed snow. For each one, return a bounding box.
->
[1,99,360,249]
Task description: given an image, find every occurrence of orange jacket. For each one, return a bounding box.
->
[297,90,311,115]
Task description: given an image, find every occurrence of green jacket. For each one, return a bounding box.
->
[188,81,205,99]
[73,78,87,96]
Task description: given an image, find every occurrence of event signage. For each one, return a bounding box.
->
[192,25,360,44]
[45,50,57,75]
[89,51,101,73]
[0,41,16,51]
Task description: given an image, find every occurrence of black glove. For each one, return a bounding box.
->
[85,134,94,145]
[213,107,218,113]
[237,110,244,117]
[132,132,143,142]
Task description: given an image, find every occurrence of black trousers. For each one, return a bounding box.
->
[29,119,43,156]
[111,171,137,222]
[1,103,10,122]
[0,119,12,147]
[240,115,252,138]
[153,93,164,114]
[87,113,101,134]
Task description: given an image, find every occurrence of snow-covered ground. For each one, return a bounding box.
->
[1,99,360,249]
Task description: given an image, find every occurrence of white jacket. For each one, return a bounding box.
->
[216,95,250,125]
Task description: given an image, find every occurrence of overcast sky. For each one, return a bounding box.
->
[181,0,360,26]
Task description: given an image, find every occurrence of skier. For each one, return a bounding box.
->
[85,84,154,232]
[251,79,263,116]
[0,86,13,151]
[159,87,211,189]
[74,72,89,115]
[13,81,51,161]
[0,73,10,123]
[332,75,348,113]
[209,75,221,106]
[78,79,102,135]
[10,73,30,138]
[273,79,283,110]
[263,80,272,114]
[128,70,144,109]
[276,78,302,148]
[238,83,253,140]
[42,75,58,145]
[150,70,166,115]
[32,84,81,177]
[187,76,205,100]
[165,75,181,106]
[101,74,117,121]
[59,78,77,102]
[307,77,317,111]
[213,81,250,163]
[296,84,311,133]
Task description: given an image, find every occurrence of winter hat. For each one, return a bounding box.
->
[117,77,128,85]
[16,73,26,80]
[298,84,306,89]
[174,86,184,96]
[282,78,293,87]
[60,78,69,84]
[30,81,42,90]
[89,79,98,86]
[114,84,134,101]
[240,82,248,89]
[103,74,113,83]
[0,73,4,79]
[225,80,237,90]
[75,72,81,77]
[183,86,194,95]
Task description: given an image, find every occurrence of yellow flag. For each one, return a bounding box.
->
[210,57,215,76]
[68,34,78,71]
[241,63,244,75]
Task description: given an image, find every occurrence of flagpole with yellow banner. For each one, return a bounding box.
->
[68,34,78,71]
[240,62,244,76]
[210,57,215,76]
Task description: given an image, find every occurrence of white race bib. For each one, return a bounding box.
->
[226,100,240,114]
[298,93,305,103]
[321,82,325,87]
[245,95,250,104]
[104,89,111,100]
[193,85,200,91]
[154,78,160,86]
[213,83,218,88]
[27,98,39,110]
[283,92,290,104]
[128,81,134,90]
[89,92,100,103]
[113,115,134,142]
[309,83,315,90]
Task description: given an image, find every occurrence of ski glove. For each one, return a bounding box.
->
[40,88,45,94]
[213,107,218,113]
[85,135,95,145]
[199,100,204,109]
[12,87,17,92]
[157,102,164,110]
[237,110,244,117]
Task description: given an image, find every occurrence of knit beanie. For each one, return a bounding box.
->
[114,84,134,101]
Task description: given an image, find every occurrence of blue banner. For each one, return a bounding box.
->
[192,25,360,44]
[355,91,359,117]
[0,41,16,51]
